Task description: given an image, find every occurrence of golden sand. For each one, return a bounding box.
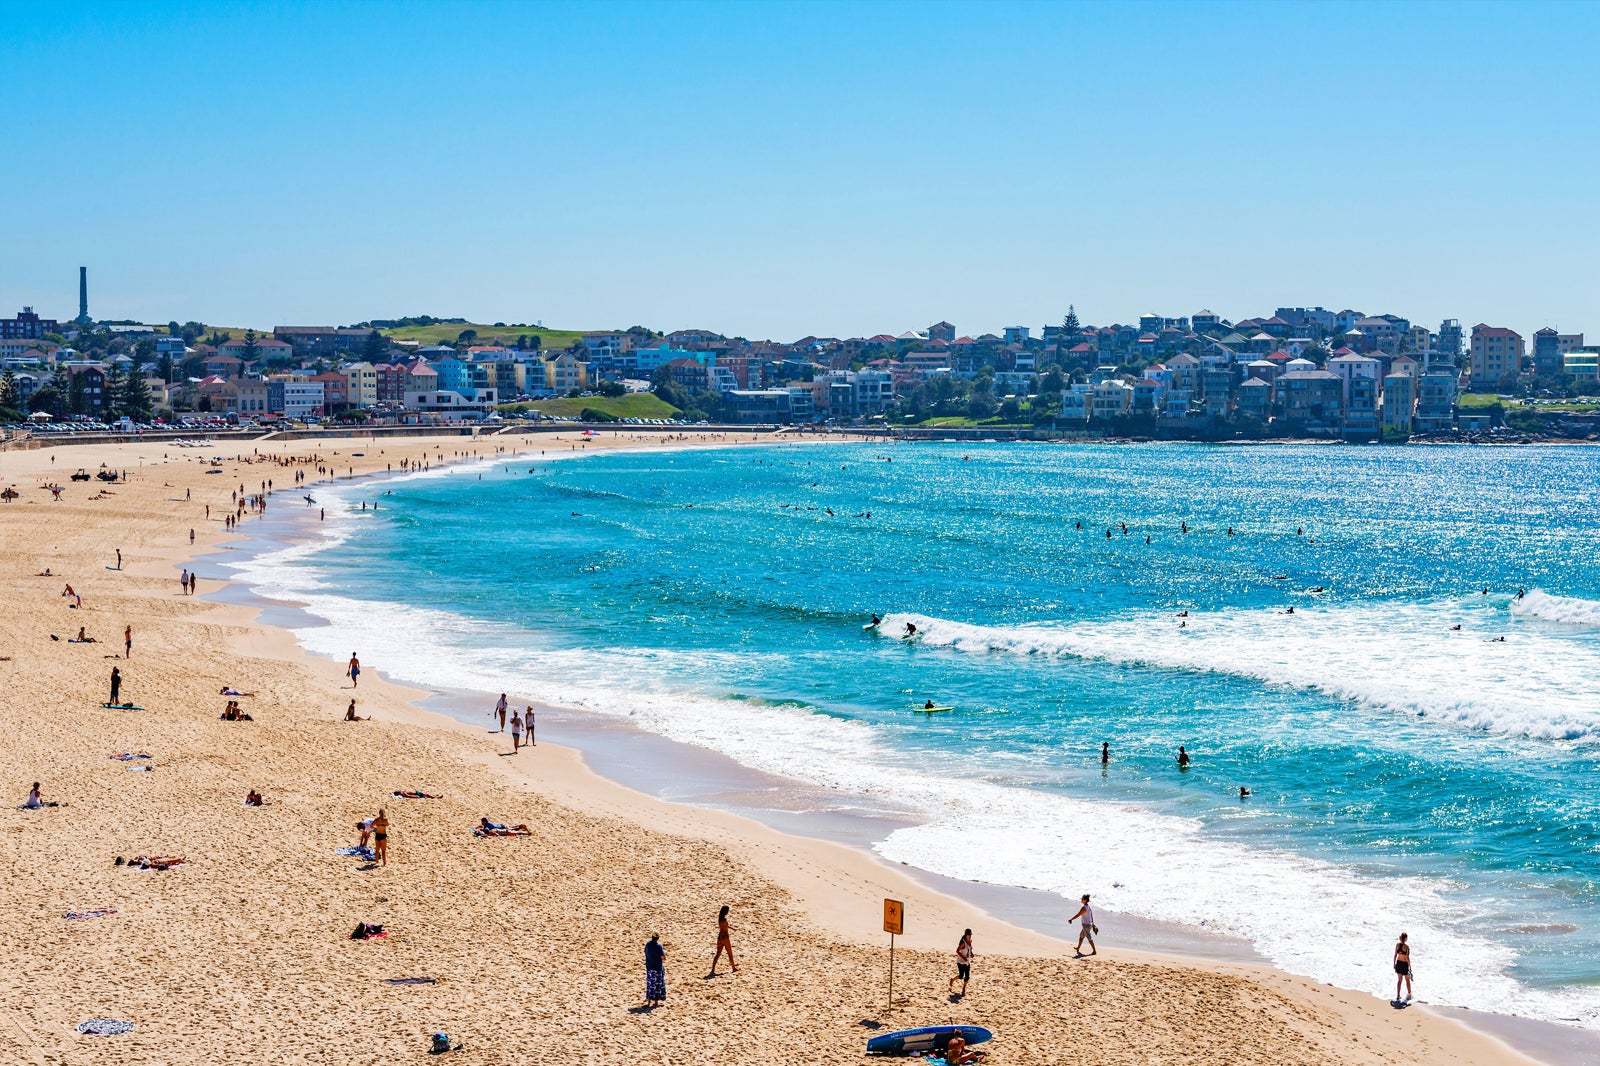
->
[0,431,1534,1064]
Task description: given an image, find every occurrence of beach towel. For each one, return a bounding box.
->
[76,1018,134,1036]
[63,909,118,920]
[336,845,376,860]
[385,976,437,985]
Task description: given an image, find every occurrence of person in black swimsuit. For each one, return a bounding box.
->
[1393,932,1412,1003]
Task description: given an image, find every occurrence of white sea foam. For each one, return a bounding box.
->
[222,484,1600,1029]
[882,602,1600,742]
[1513,589,1600,629]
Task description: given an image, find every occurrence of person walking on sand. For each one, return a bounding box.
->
[1070,894,1097,956]
[371,809,389,866]
[108,666,122,707]
[510,711,523,753]
[1393,932,1413,1003]
[525,706,536,746]
[710,905,738,976]
[492,693,508,732]
[124,625,132,659]
[115,548,121,570]
[644,934,667,1006]
[347,653,361,688]
[948,928,973,997]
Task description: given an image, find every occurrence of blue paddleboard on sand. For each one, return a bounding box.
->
[867,1025,991,1056]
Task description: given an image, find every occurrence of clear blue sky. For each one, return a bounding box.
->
[3,1,1596,340]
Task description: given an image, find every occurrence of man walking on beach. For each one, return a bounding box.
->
[348,653,361,688]
[1070,894,1097,956]
[492,693,507,732]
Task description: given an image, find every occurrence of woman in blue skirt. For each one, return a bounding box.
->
[644,934,666,1006]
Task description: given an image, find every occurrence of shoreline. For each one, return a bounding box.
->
[0,432,1578,1064]
[221,437,1598,1056]
[218,444,1599,1066]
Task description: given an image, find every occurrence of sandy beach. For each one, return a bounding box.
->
[0,430,1548,1064]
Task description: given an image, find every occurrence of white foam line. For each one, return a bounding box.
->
[882,602,1600,743]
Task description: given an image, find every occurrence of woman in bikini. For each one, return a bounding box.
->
[372,809,389,866]
[711,905,738,976]
[1393,932,1412,1003]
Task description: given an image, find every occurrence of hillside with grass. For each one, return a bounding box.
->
[381,322,585,349]
[499,393,681,420]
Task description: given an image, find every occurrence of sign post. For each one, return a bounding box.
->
[883,898,904,1013]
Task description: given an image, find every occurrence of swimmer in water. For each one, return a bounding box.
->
[1177,746,1191,769]
[1239,787,1251,798]
[1181,521,1188,533]
[1451,624,1462,631]
[1284,606,1295,614]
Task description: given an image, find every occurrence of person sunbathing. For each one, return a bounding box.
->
[71,627,96,643]
[344,700,369,721]
[245,790,264,806]
[219,687,257,697]
[477,818,532,835]
[130,855,186,871]
[393,790,441,799]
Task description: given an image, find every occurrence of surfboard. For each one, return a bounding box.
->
[866,1024,991,1056]
[916,706,954,714]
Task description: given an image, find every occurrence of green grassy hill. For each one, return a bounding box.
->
[500,393,680,420]
[382,323,585,349]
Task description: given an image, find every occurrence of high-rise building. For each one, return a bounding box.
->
[1532,328,1563,376]
[74,267,91,326]
[1437,319,1463,359]
[1469,324,1523,386]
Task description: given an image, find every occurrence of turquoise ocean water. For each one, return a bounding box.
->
[234,442,1600,1026]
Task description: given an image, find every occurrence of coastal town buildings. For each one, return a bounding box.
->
[1470,325,1523,385]
[4,271,1595,440]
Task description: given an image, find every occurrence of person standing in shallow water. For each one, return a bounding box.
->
[1101,742,1110,766]
[1393,932,1413,1003]
[644,934,667,1006]
[1176,746,1190,769]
